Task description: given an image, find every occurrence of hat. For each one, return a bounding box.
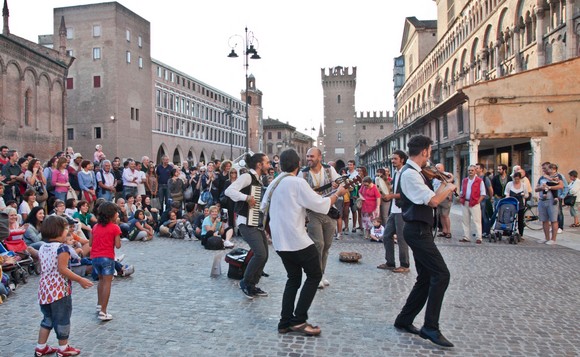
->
[73,153,83,160]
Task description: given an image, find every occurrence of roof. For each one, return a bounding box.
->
[400,17,437,52]
[0,32,73,69]
[263,118,296,131]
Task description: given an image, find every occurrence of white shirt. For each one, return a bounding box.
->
[261,174,331,251]
[96,169,115,188]
[464,177,486,200]
[305,165,340,189]
[400,160,435,206]
[122,168,139,187]
[225,169,262,226]
[347,169,358,180]
[390,168,403,214]
[19,201,38,216]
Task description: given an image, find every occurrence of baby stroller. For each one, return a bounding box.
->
[490,197,520,244]
[0,241,35,285]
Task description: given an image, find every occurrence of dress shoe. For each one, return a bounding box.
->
[394,322,420,335]
[419,327,454,347]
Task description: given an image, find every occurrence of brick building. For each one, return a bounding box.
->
[0,0,73,160]
[262,118,314,163]
[361,0,580,185]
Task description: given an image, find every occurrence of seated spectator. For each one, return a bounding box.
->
[193,206,210,240]
[23,206,46,250]
[66,227,92,277]
[18,189,38,222]
[73,200,97,239]
[4,207,38,259]
[125,194,137,219]
[127,210,154,241]
[159,203,195,240]
[115,197,130,238]
[65,197,78,218]
[201,205,234,248]
[142,196,159,227]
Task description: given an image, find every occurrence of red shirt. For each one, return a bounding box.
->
[361,184,381,213]
[90,223,121,259]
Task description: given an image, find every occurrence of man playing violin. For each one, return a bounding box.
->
[301,148,340,289]
[394,135,457,348]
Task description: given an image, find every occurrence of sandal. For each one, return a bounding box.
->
[437,232,447,237]
[569,223,580,228]
[444,233,452,239]
[290,322,321,336]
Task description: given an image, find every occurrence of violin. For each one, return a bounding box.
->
[421,165,458,197]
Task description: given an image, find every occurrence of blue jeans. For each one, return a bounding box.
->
[122,186,138,200]
[158,184,169,212]
[98,190,113,202]
[40,295,72,340]
[92,257,115,276]
[54,191,67,202]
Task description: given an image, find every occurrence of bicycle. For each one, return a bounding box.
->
[523,201,542,230]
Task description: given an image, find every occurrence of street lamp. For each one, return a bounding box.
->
[224,104,240,160]
[227,27,261,154]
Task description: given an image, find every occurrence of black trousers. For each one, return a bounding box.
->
[396,221,450,330]
[276,245,322,329]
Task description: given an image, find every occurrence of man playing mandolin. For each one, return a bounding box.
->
[301,147,340,289]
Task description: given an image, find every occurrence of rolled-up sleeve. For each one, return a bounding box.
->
[401,169,435,205]
[225,173,251,203]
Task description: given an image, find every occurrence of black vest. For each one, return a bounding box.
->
[398,164,434,225]
[234,173,263,218]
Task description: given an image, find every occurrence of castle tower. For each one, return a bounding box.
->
[244,73,263,153]
[321,66,357,168]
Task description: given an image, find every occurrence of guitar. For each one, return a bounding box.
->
[319,176,362,219]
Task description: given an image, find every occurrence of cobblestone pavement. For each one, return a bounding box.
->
[2,213,580,357]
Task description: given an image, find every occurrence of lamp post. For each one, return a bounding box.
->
[227,27,261,154]
[224,104,240,160]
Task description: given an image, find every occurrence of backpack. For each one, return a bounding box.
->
[205,235,224,250]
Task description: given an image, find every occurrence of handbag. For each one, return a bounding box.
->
[564,194,576,206]
[150,197,161,210]
[32,180,48,203]
[184,186,193,201]
[198,182,213,206]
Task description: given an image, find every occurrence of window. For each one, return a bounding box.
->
[457,104,464,133]
[277,131,282,139]
[93,76,101,88]
[362,125,366,130]
[135,108,139,121]
[442,114,448,138]
[268,132,272,140]
[337,95,341,104]
[380,125,384,130]
[335,148,345,154]
[138,35,142,48]
[66,50,73,57]
[126,51,131,63]
[156,90,161,106]
[93,47,101,60]
[66,27,74,39]
[126,29,131,42]
[94,127,102,139]
[93,25,101,37]
[67,128,74,140]
[66,78,74,90]
[24,89,31,126]
[138,57,143,69]
[157,66,162,77]
[338,132,342,141]
[335,119,344,124]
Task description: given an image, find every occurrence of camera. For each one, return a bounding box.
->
[220,208,228,222]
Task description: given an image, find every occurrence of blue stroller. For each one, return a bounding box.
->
[490,197,521,244]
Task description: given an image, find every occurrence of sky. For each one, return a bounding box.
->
[7,0,437,138]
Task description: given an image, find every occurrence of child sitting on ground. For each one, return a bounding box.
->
[34,215,93,357]
[369,218,385,243]
[90,202,121,321]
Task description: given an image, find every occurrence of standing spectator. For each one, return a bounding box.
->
[65,146,75,157]
[459,165,486,244]
[140,156,150,173]
[156,155,172,212]
[78,160,97,210]
[504,172,529,237]
[552,163,568,233]
[168,167,185,208]
[222,167,238,229]
[491,164,512,200]
[345,160,358,232]
[51,157,71,202]
[145,164,158,199]
[535,162,563,244]
[68,154,83,198]
[96,160,116,202]
[2,150,23,203]
[217,160,233,195]
[135,162,147,198]
[377,150,410,272]
[359,176,381,240]
[375,168,392,226]
[121,159,139,199]
[432,163,454,239]
[111,157,124,200]
[93,144,106,165]
[476,163,494,239]
[0,145,9,168]
[25,158,48,207]
[567,170,580,227]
